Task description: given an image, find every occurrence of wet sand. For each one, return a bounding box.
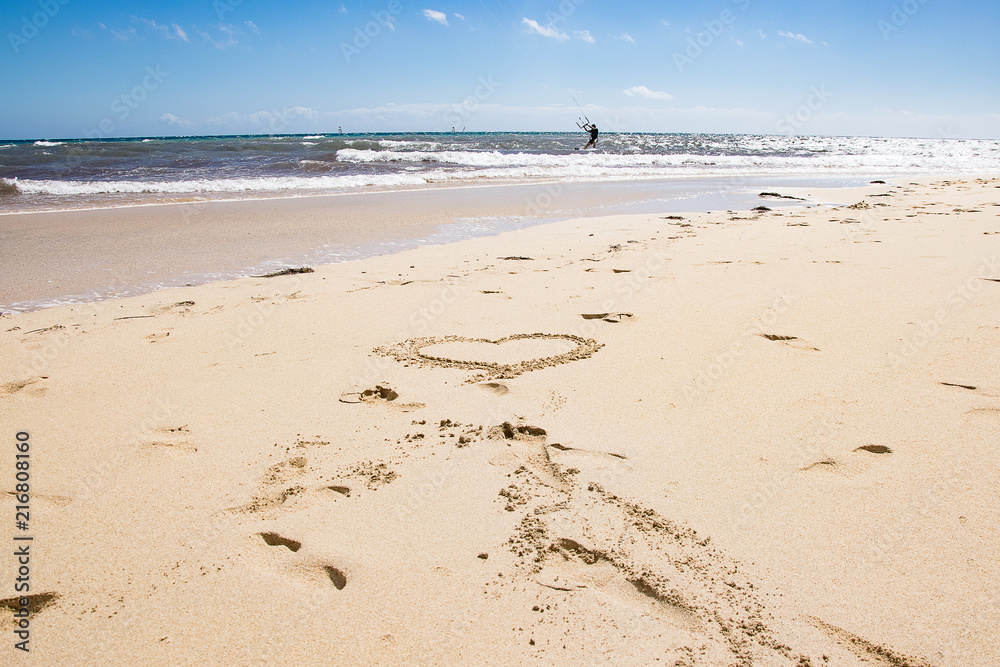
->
[0,176,863,312]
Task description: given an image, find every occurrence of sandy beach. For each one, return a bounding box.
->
[2,176,999,665]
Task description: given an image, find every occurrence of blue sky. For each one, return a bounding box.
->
[2,0,998,139]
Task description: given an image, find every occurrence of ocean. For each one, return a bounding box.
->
[2,132,999,214]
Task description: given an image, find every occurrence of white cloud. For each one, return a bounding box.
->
[423,9,449,26]
[135,17,190,42]
[661,20,670,27]
[199,23,240,49]
[574,30,595,43]
[249,106,319,125]
[159,113,193,128]
[245,21,260,35]
[778,30,813,44]
[619,32,636,44]
[622,85,674,101]
[107,25,136,41]
[454,13,466,22]
[339,4,347,13]
[286,106,319,121]
[136,18,169,38]
[522,18,569,41]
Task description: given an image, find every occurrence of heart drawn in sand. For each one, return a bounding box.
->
[419,336,583,366]
[376,333,603,381]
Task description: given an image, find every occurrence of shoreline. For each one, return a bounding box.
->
[1,174,875,313]
[3,168,992,218]
[0,172,863,217]
[1,174,998,664]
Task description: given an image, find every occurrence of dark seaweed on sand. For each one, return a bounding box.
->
[256,267,314,278]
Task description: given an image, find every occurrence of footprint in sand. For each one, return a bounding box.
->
[488,422,570,492]
[854,445,892,455]
[801,447,892,474]
[0,377,48,398]
[548,442,628,461]
[0,592,60,625]
[148,301,196,316]
[337,460,398,491]
[259,532,302,552]
[257,534,349,591]
[535,537,705,633]
[222,457,310,516]
[263,456,308,485]
[581,312,633,323]
[800,458,838,471]
[225,485,308,516]
[758,333,820,351]
[323,566,348,590]
[805,616,933,667]
[339,385,425,412]
[139,425,197,455]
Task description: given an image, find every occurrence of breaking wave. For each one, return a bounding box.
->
[0,178,21,196]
